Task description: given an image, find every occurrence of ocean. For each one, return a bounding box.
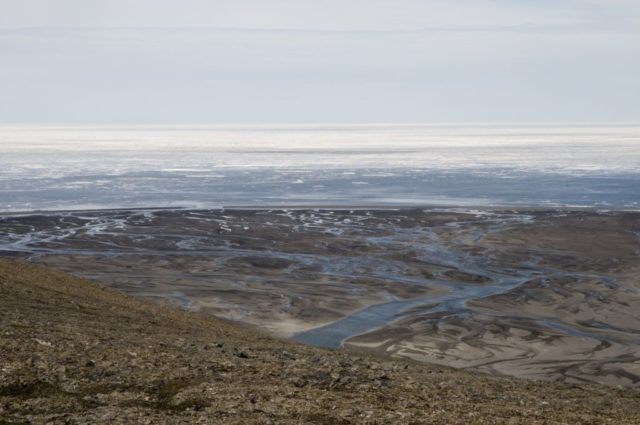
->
[1,123,639,212]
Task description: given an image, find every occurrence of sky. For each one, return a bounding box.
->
[0,0,639,123]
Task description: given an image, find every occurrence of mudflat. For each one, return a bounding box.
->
[1,208,639,388]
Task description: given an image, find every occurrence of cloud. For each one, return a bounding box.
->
[0,0,638,122]
[0,0,635,33]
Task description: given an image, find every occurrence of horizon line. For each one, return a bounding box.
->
[1,121,639,127]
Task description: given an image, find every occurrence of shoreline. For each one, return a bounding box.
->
[2,203,640,216]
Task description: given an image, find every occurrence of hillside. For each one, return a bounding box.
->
[1,259,640,424]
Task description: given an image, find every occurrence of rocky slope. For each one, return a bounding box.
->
[1,260,640,424]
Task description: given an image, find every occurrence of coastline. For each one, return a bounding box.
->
[2,202,640,217]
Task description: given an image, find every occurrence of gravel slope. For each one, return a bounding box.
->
[1,260,640,424]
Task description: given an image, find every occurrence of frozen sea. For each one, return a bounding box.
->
[1,123,639,212]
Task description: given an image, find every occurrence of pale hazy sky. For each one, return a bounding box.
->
[1,0,639,123]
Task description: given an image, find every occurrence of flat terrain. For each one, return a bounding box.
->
[1,208,640,388]
[3,260,640,424]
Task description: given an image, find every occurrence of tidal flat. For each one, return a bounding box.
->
[2,207,639,387]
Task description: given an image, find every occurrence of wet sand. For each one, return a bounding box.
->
[1,207,639,387]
